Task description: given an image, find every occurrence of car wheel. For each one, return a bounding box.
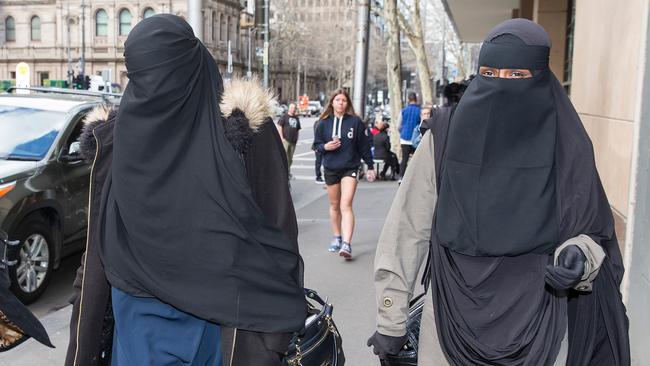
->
[8,214,55,304]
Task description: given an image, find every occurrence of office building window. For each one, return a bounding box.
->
[96,9,108,36]
[31,16,41,41]
[5,16,15,42]
[143,8,156,19]
[119,9,132,36]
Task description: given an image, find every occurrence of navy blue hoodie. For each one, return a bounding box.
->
[314,113,374,171]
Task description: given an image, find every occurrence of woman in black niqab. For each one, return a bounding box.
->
[99,14,306,363]
[429,19,629,365]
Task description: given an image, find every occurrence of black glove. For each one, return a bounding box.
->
[367,331,408,360]
[545,245,586,290]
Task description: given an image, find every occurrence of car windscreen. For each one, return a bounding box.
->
[0,105,67,161]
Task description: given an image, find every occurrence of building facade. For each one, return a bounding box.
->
[0,0,250,89]
[268,0,387,104]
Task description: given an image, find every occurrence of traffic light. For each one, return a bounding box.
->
[83,76,91,90]
[73,75,83,90]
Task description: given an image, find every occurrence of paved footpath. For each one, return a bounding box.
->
[1,116,398,366]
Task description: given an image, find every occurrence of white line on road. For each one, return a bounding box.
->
[291,175,317,181]
[293,157,315,161]
[293,151,316,158]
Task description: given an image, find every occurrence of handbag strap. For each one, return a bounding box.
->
[304,287,327,306]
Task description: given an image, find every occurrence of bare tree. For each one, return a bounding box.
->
[398,0,433,105]
[384,0,403,156]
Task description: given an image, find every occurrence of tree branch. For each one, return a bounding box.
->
[397,10,417,39]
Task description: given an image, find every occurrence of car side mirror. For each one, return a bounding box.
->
[61,141,83,163]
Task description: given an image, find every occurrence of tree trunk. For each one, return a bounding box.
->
[384,0,403,158]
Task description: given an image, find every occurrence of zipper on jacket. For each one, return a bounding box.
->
[72,130,100,366]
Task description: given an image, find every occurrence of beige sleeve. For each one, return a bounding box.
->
[374,130,437,336]
[553,234,606,292]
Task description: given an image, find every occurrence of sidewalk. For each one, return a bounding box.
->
[1,178,398,366]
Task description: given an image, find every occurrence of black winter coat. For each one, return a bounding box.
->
[65,105,116,366]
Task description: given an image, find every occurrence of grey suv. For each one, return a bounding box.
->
[0,89,119,303]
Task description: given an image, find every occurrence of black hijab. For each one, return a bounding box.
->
[100,15,306,333]
[430,19,629,365]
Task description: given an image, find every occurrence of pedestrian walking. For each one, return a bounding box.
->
[368,19,629,365]
[277,103,301,177]
[313,119,324,183]
[65,15,306,366]
[410,105,432,150]
[314,89,376,259]
[398,93,421,180]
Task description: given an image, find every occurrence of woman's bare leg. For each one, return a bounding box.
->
[326,183,342,237]
[339,177,358,243]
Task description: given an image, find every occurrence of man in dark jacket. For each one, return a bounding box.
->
[372,119,399,180]
[65,79,302,366]
[277,103,301,176]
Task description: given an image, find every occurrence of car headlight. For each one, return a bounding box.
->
[0,182,16,198]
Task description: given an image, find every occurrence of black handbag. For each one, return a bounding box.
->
[381,293,425,366]
[283,288,345,366]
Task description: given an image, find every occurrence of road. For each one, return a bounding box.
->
[289,116,396,365]
[8,115,398,366]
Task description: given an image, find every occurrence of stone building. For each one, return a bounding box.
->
[0,0,251,89]
[268,0,388,104]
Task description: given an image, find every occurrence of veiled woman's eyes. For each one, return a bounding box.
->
[507,71,528,78]
[481,70,497,77]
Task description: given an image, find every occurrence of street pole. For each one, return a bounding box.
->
[188,0,203,41]
[296,63,300,102]
[66,0,72,87]
[80,0,85,76]
[352,0,371,117]
[439,16,446,106]
[263,0,269,88]
[247,28,253,78]
[303,65,307,98]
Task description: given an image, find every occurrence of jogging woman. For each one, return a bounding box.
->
[314,89,375,259]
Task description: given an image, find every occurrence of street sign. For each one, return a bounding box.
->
[377,90,383,103]
[15,62,30,94]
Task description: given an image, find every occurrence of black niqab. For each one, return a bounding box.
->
[100,15,306,333]
[430,18,629,365]
[436,20,557,256]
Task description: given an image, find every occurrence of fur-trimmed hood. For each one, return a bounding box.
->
[220,77,277,154]
[78,104,117,162]
[78,78,276,160]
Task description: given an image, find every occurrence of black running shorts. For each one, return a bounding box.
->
[324,168,359,186]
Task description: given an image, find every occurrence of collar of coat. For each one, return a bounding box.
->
[78,77,277,161]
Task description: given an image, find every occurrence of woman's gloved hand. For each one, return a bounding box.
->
[545,245,586,290]
[367,331,408,359]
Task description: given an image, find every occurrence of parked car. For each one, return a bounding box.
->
[0,89,119,303]
[306,101,322,116]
